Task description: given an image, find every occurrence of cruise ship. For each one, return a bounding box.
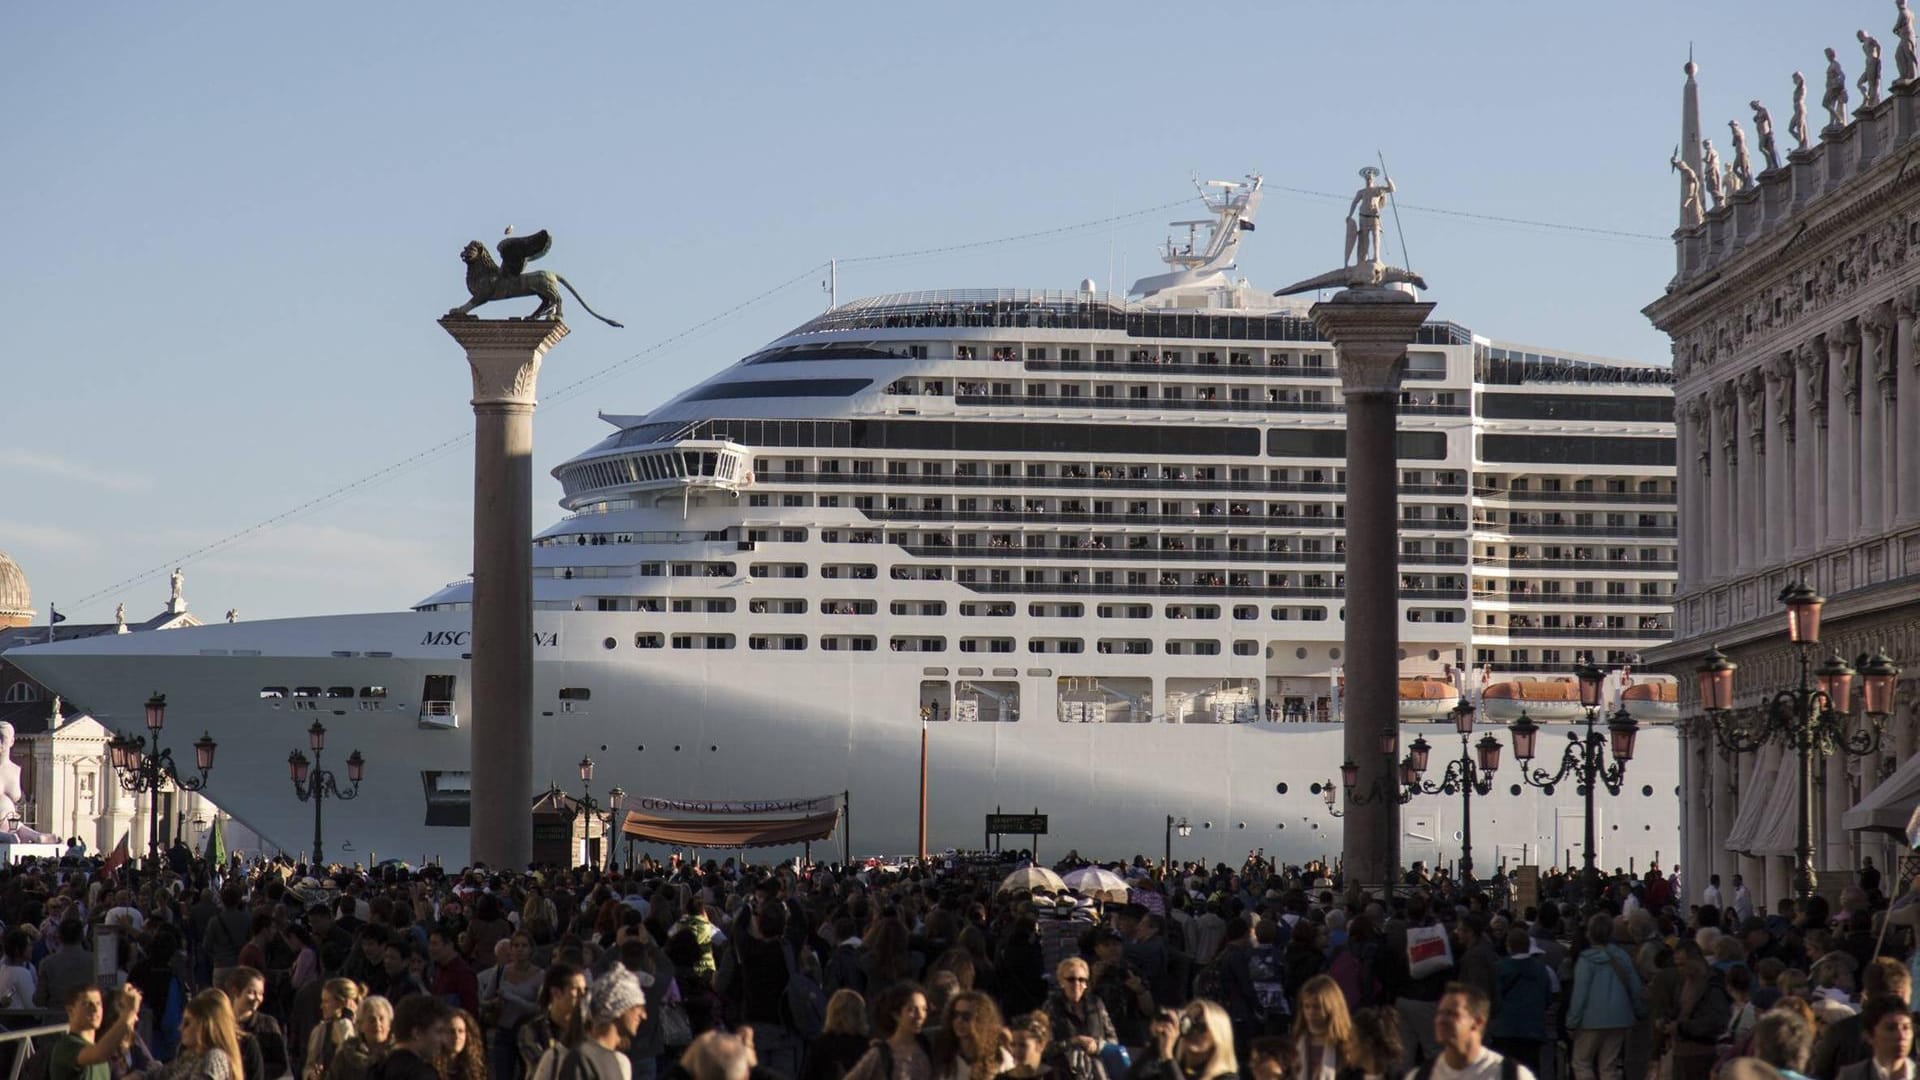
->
[12,176,1685,870]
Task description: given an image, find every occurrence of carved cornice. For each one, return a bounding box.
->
[439,317,571,408]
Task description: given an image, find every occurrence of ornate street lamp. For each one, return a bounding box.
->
[1693,582,1899,899]
[106,694,216,870]
[1335,725,1418,809]
[556,756,626,871]
[1509,664,1640,895]
[287,720,364,867]
[1164,814,1192,864]
[1402,699,1501,884]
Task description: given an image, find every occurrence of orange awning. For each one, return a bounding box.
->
[619,808,841,848]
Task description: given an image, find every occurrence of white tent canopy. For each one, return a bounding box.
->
[1845,750,1920,835]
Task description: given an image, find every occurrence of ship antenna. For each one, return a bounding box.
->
[1377,149,1413,273]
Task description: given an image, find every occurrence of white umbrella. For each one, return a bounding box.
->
[1062,866,1132,901]
[998,865,1068,894]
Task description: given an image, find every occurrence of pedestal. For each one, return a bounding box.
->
[1310,286,1436,890]
[439,316,571,871]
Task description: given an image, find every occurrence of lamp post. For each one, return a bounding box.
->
[1695,582,1900,900]
[1336,726,1420,806]
[1164,814,1191,867]
[1508,662,1638,895]
[107,693,216,870]
[557,757,626,872]
[1402,699,1502,884]
[286,720,364,868]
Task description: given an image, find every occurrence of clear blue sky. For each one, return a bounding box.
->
[0,1,1871,621]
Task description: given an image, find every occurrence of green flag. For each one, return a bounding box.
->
[203,814,227,865]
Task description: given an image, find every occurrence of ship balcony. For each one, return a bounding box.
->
[1471,555,1675,573]
[554,440,752,509]
[1471,488,1676,505]
[1484,626,1670,640]
[1470,592,1672,607]
[419,700,459,730]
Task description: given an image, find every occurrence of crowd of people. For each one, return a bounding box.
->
[0,847,1906,1080]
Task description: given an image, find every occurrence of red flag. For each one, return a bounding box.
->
[99,833,130,876]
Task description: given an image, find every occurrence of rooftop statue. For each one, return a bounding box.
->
[447,229,625,327]
[1728,121,1754,188]
[1701,140,1726,209]
[1897,0,1918,83]
[1671,149,1704,228]
[1824,47,1851,129]
[1792,72,1811,150]
[1273,166,1427,295]
[1751,101,1782,172]
[1861,30,1885,107]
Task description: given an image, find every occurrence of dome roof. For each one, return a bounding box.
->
[0,550,32,626]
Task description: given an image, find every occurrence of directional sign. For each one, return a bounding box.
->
[987,813,1048,835]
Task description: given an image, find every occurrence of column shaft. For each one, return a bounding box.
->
[1344,389,1401,886]
[1764,363,1790,565]
[472,401,536,868]
[1829,333,1857,541]
[1797,346,1826,555]
[1677,410,1697,586]
[1710,392,1735,579]
[1897,296,1919,524]
[1710,746,1738,894]
[1823,748,1852,876]
[1861,321,1887,536]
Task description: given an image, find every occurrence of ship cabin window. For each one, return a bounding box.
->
[1027,638,1083,655]
[1096,638,1153,655]
[749,635,808,651]
[960,602,1015,617]
[1165,640,1220,656]
[326,686,355,699]
[635,633,664,649]
[958,637,1016,654]
[1028,603,1082,618]
[889,601,946,616]
[293,687,322,699]
[360,686,387,698]
[1233,641,1261,656]
[820,636,878,652]
[259,687,289,699]
[1233,606,1258,620]
[890,636,946,653]
[670,634,736,650]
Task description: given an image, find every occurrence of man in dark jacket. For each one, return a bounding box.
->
[1488,930,1552,1076]
[1809,957,1911,1079]
[1385,893,1456,1065]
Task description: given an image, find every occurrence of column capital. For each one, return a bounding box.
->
[1308,290,1437,396]
[439,317,571,407]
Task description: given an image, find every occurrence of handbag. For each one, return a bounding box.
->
[661,979,693,1046]
[1406,923,1453,980]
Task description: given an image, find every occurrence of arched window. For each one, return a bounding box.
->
[3,682,40,704]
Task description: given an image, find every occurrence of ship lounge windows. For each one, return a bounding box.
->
[889,601,947,616]
[959,637,1016,654]
[749,635,808,651]
[890,636,946,653]
[1165,640,1221,656]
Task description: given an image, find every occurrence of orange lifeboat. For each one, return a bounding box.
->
[1621,680,1678,722]
[1480,679,1583,722]
[1398,677,1459,721]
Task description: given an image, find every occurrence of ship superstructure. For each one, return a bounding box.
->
[11,176,1681,867]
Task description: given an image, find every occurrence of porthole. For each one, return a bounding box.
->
[637,745,645,752]
[1275,783,1289,795]
[1237,822,1246,829]
[673,745,681,752]
[1510,784,1522,796]
[1428,650,1440,661]
[1295,647,1308,659]
[599,744,607,751]
[1642,785,1654,797]
[1202,821,1213,829]
[603,637,617,650]
[709,745,718,752]
[1329,647,1342,660]
[1397,649,1407,661]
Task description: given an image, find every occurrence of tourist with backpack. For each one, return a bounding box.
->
[1566,914,1642,1080]
[1411,983,1535,1080]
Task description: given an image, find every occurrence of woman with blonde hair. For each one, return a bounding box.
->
[1134,1000,1239,1080]
[1289,975,1353,1080]
[159,989,245,1080]
[303,979,362,1080]
[325,995,392,1080]
[801,989,870,1080]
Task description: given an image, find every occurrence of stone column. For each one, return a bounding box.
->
[1711,382,1737,579]
[1764,356,1793,565]
[1823,744,1853,875]
[1312,286,1435,893]
[1830,326,1861,542]
[1870,308,1897,535]
[1765,853,1791,910]
[1738,746,1767,908]
[440,316,571,872]
[1898,291,1920,526]
[1896,693,1920,775]
[1678,399,1702,585]
[1798,342,1828,555]
[1710,744,1738,894]
[1738,371,1765,573]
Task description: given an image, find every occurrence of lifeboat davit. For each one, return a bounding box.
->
[1621,680,1678,722]
[1480,679,1584,723]
[1398,678,1459,721]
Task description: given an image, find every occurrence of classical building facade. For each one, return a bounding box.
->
[0,551,244,856]
[1645,40,1920,906]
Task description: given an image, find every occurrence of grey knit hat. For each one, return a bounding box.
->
[588,963,651,1024]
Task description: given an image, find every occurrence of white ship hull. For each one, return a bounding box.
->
[10,611,1679,871]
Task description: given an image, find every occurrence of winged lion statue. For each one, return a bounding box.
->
[447,230,624,327]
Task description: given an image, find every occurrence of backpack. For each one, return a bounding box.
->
[781,941,828,1039]
[1329,944,1382,1011]
[1247,944,1288,1019]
